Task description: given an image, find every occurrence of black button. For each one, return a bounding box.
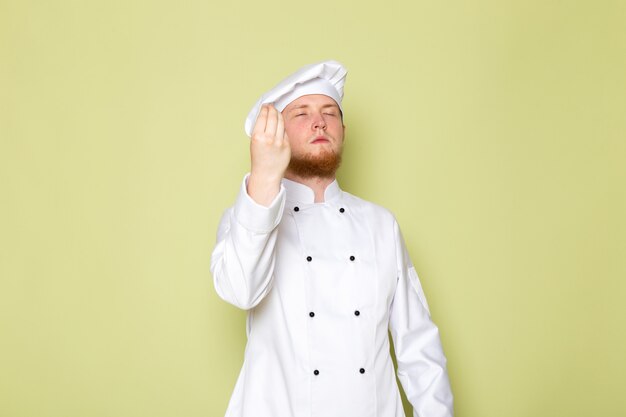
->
[349,256,355,261]
[294,206,299,212]
[354,310,360,316]
[306,256,312,262]
[313,369,319,376]
[309,312,315,317]
[339,208,345,213]
[359,368,365,374]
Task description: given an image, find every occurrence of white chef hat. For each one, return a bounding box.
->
[244,60,347,137]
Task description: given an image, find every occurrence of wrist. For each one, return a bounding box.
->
[247,173,282,207]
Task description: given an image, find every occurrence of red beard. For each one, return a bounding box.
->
[287,148,343,179]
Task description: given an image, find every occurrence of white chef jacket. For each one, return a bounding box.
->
[211,175,453,417]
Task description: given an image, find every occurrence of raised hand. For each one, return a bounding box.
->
[247,104,291,206]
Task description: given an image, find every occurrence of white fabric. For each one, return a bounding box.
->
[244,60,347,137]
[210,175,454,417]
[273,78,341,113]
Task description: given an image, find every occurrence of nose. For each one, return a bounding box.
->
[312,113,327,130]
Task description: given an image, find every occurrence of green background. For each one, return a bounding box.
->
[1,0,625,416]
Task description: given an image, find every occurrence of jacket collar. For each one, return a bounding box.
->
[282,178,342,204]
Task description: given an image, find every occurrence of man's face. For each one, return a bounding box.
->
[281,94,345,179]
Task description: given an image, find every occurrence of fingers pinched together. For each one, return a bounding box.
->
[247,104,291,206]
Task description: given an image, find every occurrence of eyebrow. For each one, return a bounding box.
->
[288,103,340,111]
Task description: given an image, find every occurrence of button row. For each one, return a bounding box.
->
[308,310,361,317]
[293,207,346,213]
[312,368,366,376]
[305,256,356,262]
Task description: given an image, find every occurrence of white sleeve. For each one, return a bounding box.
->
[210,174,286,310]
[389,220,454,417]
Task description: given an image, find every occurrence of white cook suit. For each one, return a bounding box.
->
[211,175,453,417]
